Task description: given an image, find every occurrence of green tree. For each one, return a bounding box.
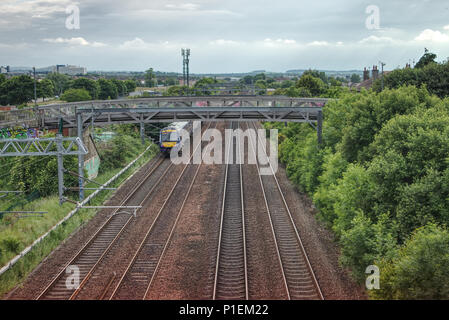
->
[372,68,419,92]
[0,75,34,105]
[124,79,137,93]
[194,77,216,95]
[164,85,192,96]
[254,73,266,81]
[339,211,397,282]
[8,141,78,197]
[165,78,177,86]
[313,151,348,224]
[281,80,294,88]
[47,73,71,96]
[328,77,342,87]
[417,62,449,98]
[37,78,54,101]
[111,79,127,96]
[351,73,361,83]
[372,223,449,299]
[337,86,435,163]
[296,75,326,96]
[302,69,328,83]
[241,75,254,85]
[71,78,100,100]
[60,88,92,102]
[145,68,156,88]
[98,79,118,100]
[415,48,437,69]
[255,79,267,95]
[266,85,449,296]
[367,109,449,237]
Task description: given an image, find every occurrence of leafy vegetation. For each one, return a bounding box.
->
[71,78,100,99]
[60,88,92,102]
[0,127,156,297]
[265,83,449,299]
[373,50,449,98]
[0,73,140,106]
[0,75,35,105]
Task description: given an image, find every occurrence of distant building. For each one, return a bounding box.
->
[57,65,87,75]
[179,79,196,86]
[353,65,391,91]
[0,66,9,74]
[372,65,379,80]
[363,67,370,81]
[36,66,57,73]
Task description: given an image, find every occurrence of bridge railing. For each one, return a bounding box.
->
[0,107,38,127]
[0,96,330,128]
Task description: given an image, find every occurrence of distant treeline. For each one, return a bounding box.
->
[0,73,139,106]
[373,50,449,98]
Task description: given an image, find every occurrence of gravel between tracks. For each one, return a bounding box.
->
[145,122,227,300]
[274,165,367,300]
[75,159,185,299]
[253,122,366,300]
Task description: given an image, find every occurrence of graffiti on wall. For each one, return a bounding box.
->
[84,155,100,179]
[0,127,40,139]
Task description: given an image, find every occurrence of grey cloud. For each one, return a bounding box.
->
[1,0,449,72]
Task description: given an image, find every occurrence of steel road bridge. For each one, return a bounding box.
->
[0,95,328,129]
[0,95,329,201]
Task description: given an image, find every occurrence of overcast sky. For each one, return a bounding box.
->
[1,0,449,73]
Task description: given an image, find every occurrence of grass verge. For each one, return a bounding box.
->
[0,142,158,298]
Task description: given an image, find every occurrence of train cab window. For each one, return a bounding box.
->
[161,130,179,142]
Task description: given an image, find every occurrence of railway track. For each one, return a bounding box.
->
[213,122,248,300]
[34,120,323,300]
[246,122,324,300]
[109,122,214,300]
[36,154,173,300]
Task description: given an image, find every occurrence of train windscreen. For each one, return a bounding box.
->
[161,130,179,142]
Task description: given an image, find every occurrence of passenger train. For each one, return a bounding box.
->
[159,121,191,157]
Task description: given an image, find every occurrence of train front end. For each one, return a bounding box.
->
[159,127,180,156]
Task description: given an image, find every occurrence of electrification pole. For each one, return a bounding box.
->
[33,67,37,107]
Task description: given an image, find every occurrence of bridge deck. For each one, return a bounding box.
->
[0,96,329,129]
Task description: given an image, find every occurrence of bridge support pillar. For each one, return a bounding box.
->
[77,113,85,201]
[317,110,323,145]
[140,122,145,145]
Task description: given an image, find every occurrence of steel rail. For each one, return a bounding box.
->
[245,122,290,299]
[36,155,166,300]
[142,150,204,299]
[212,122,248,300]
[109,122,213,300]
[249,121,324,300]
[69,156,173,300]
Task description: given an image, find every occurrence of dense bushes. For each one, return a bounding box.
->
[267,85,449,299]
[372,224,449,299]
[0,135,79,198]
[98,125,145,173]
